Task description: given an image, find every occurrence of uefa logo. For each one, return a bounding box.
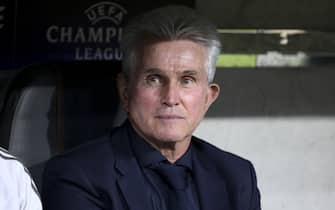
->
[84,2,127,26]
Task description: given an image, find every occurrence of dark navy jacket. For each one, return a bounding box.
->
[42,122,261,210]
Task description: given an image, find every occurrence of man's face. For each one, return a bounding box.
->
[118,40,219,146]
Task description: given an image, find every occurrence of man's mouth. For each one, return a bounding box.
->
[155,115,184,119]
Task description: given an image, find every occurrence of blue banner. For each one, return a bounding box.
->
[0,0,194,70]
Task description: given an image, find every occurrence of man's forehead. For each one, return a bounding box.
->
[143,68,200,75]
[140,41,206,62]
[137,39,206,54]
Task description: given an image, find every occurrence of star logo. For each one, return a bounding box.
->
[84,2,127,25]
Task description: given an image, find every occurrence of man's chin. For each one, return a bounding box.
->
[153,132,190,144]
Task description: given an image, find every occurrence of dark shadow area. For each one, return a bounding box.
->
[0,61,126,191]
[0,70,20,113]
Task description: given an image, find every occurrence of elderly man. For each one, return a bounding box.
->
[0,147,42,210]
[42,5,261,210]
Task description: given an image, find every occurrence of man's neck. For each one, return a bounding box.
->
[129,120,192,163]
[155,140,191,163]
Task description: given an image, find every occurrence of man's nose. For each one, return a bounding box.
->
[161,82,180,106]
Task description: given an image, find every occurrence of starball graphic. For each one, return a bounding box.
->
[85,2,127,25]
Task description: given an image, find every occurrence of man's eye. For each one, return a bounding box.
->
[181,76,196,86]
[146,75,162,85]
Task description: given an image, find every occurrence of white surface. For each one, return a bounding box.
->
[0,148,42,210]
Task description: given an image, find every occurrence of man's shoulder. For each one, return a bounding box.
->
[46,125,126,168]
[0,147,38,191]
[192,136,253,170]
[0,147,26,175]
[0,148,42,210]
[59,133,114,159]
[0,147,16,160]
[192,136,257,186]
[191,137,261,210]
[42,124,129,194]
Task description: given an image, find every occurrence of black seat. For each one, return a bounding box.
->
[0,61,125,191]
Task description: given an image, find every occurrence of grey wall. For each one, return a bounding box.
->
[195,67,335,210]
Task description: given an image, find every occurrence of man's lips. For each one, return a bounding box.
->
[155,115,184,119]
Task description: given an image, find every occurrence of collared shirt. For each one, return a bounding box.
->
[0,147,42,210]
[127,121,199,210]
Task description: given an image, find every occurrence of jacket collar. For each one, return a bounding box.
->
[112,122,232,210]
[112,122,154,210]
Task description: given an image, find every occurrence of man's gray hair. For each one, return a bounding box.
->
[121,5,221,83]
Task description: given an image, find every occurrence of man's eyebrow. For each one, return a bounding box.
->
[143,69,199,76]
[182,70,198,76]
[143,68,163,74]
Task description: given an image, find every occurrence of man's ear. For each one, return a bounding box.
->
[205,83,220,109]
[117,72,129,112]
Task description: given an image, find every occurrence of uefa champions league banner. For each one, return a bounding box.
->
[0,0,194,69]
